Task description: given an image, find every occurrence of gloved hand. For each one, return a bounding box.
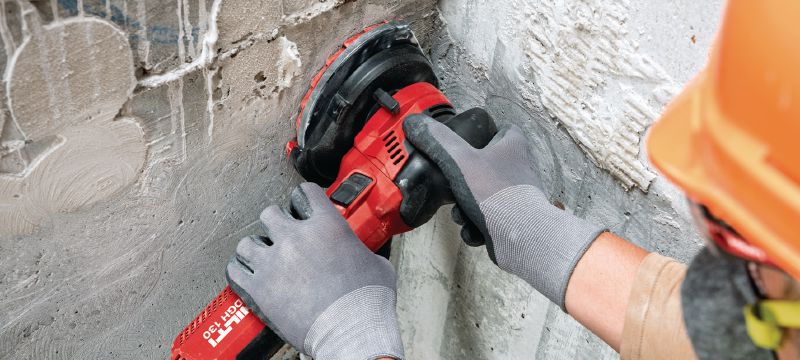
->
[403,114,605,310]
[226,182,404,360]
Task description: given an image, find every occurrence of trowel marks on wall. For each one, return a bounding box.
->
[0,10,143,235]
[447,0,683,190]
[510,0,681,190]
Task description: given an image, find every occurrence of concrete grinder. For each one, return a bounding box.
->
[171,20,497,360]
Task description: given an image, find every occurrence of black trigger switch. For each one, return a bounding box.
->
[330,173,373,206]
[373,88,400,114]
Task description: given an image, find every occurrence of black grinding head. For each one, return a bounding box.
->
[291,21,438,186]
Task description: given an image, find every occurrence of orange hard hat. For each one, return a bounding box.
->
[648,0,800,279]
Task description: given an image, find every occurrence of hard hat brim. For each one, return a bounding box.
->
[648,72,800,280]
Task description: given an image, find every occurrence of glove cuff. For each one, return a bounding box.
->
[304,286,405,360]
[481,185,605,311]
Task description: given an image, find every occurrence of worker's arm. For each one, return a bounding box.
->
[404,115,604,310]
[565,232,648,351]
[226,183,405,360]
[403,115,646,351]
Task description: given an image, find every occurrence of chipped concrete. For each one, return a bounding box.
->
[137,0,222,89]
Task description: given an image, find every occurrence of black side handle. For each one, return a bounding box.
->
[396,107,497,228]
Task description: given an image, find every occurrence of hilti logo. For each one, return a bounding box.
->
[202,299,250,348]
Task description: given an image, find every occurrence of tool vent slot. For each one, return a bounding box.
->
[177,287,233,345]
[390,148,402,159]
[383,130,405,165]
[424,104,456,120]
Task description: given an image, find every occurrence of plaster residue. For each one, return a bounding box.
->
[0,14,143,234]
[204,67,218,142]
[269,37,301,99]
[137,0,222,89]
[135,0,150,68]
[137,78,189,196]
[0,1,18,57]
[216,0,347,62]
[281,0,346,25]
[507,0,678,190]
[217,35,301,116]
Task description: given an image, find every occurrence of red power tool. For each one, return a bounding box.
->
[171,21,497,359]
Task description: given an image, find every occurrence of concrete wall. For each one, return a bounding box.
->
[0,1,438,358]
[393,0,724,359]
[0,0,725,358]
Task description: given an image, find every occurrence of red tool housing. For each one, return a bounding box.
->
[170,82,450,360]
[327,82,450,250]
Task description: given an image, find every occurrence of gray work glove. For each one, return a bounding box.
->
[403,114,605,310]
[226,182,404,360]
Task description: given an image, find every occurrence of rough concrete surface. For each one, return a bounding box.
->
[393,0,724,359]
[0,0,725,358]
[0,0,438,358]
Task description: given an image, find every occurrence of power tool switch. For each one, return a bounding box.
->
[330,173,373,206]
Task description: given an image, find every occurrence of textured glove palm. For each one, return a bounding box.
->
[226,182,404,360]
[404,114,604,310]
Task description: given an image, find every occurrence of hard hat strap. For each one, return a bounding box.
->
[744,300,800,349]
[691,202,776,266]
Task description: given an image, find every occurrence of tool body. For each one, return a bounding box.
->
[171,21,496,360]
